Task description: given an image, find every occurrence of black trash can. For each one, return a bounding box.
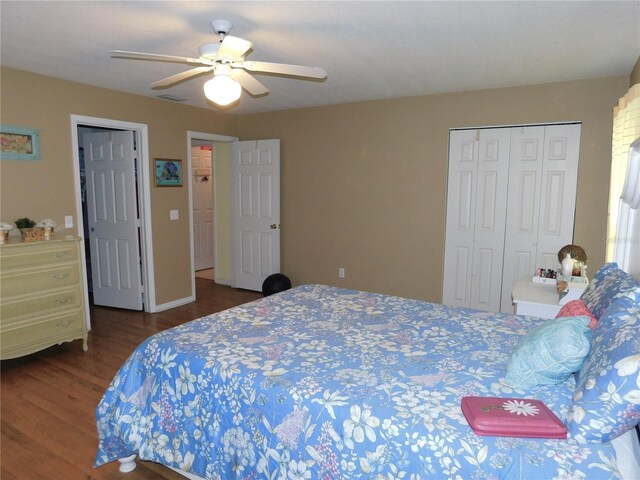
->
[262,273,292,297]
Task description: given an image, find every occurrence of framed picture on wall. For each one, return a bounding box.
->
[0,125,40,161]
[154,158,183,187]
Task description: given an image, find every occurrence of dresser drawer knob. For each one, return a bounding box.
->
[56,320,72,328]
[52,272,70,280]
[55,296,72,305]
[52,252,70,259]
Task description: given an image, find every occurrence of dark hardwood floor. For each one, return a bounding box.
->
[1,279,262,479]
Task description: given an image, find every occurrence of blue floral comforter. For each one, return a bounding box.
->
[95,284,623,479]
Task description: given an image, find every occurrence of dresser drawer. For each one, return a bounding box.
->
[1,310,85,353]
[0,241,78,270]
[1,264,80,297]
[0,238,88,359]
[1,287,82,325]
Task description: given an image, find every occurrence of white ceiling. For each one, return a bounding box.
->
[1,1,639,115]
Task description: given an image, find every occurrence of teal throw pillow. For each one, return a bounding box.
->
[505,316,592,389]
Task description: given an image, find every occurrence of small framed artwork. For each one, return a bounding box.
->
[154,158,183,187]
[0,125,40,161]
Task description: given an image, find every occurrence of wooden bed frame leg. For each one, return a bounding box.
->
[118,454,137,473]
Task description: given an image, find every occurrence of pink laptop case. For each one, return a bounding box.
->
[461,396,567,439]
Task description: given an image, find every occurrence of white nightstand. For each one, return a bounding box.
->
[511,277,562,319]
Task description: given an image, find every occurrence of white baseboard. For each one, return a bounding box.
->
[150,295,195,313]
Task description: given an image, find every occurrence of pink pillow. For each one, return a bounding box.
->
[556,300,597,329]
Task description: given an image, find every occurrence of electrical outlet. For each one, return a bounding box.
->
[339,267,345,278]
[170,210,179,220]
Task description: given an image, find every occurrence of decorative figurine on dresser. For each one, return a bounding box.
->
[0,219,89,359]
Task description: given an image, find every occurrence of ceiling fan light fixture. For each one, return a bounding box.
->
[203,74,241,106]
[111,17,325,109]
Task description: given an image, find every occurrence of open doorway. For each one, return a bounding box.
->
[72,115,155,312]
[186,131,237,299]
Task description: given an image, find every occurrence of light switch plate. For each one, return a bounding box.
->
[65,215,73,228]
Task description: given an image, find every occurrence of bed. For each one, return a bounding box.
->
[95,273,640,479]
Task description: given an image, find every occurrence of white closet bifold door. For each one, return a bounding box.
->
[444,123,581,314]
[443,128,511,312]
[499,126,546,312]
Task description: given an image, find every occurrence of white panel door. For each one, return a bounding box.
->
[500,124,580,312]
[192,146,214,271]
[443,130,477,307]
[536,124,581,269]
[443,129,510,312]
[84,131,143,310]
[231,139,280,291]
[500,126,545,312]
[469,129,511,312]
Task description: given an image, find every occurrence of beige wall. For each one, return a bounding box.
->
[238,76,629,302]
[0,67,237,306]
[1,67,629,307]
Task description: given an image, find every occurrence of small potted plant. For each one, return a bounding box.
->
[14,217,40,240]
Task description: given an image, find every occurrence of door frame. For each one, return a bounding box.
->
[186,131,238,299]
[71,115,156,312]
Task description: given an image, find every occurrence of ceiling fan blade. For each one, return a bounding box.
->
[231,69,269,96]
[217,36,253,60]
[110,50,206,66]
[152,66,214,89]
[238,61,327,79]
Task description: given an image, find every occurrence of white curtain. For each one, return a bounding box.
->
[606,83,640,277]
[613,137,640,279]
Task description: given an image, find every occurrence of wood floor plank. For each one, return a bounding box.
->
[1,279,262,479]
[1,420,93,480]
[2,385,108,477]
[3,371,99,435]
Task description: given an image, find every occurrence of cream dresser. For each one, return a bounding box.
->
[1,237,89,359]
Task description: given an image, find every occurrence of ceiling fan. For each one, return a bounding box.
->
[110,19,327,106]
